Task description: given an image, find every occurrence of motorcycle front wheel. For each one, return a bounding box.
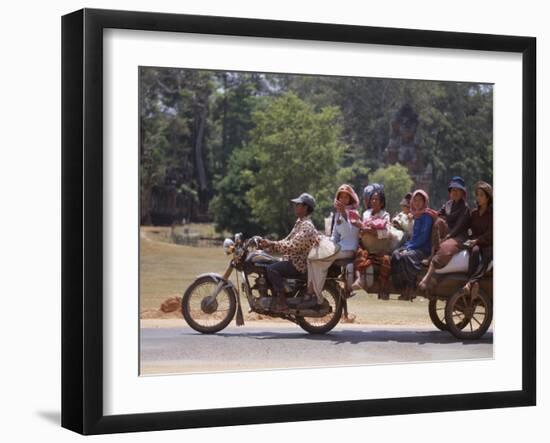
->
[182,276,237,334]
[296,282,342,334]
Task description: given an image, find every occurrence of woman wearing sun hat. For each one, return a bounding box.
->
[418,175,471,291]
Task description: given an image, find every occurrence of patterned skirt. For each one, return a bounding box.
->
[354,246,391,282]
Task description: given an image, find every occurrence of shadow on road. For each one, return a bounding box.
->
[213,328,493,346]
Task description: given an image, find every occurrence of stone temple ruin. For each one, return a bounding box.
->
[384,104,433,194]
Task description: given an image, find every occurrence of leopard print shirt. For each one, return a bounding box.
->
[270,217,319,273]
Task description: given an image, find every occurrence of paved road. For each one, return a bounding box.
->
[140,322,493,375]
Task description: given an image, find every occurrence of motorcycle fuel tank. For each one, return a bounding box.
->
[245,251,280,266]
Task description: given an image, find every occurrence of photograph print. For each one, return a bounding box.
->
[138,67,494,376]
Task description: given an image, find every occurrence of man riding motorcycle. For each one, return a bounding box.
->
[259,193,319,313]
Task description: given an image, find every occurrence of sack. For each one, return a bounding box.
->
[308,235,341,261]
[435,249,469,274]
[360,226,403,255]
[360,232,390,254]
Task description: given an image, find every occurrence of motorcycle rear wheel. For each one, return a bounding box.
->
[182,276,237,334]
[296,282,342,334]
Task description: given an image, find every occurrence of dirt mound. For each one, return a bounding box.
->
[160,296,182,313]
[140,296,183,319]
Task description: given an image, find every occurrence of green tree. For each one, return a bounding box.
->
[370,163,414,215]
[139,67,215,223]
[211,92,347,237]
[140,67,493,226]
[395,81,493,206]
[209,147,263,237]
[246,93,347,236]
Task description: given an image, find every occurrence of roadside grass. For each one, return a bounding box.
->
[140,231,229,311]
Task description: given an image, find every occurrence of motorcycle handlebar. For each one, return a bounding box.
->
[244,235,262,249]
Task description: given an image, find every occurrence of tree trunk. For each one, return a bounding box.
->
[140,185,152,225]
[222,73,228,164]
[195,104,208,191]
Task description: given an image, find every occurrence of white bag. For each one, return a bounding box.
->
[435,249,470,274]
[308,235,341,261]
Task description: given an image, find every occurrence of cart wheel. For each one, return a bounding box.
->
[445,288,493,340]
[428,297,448,331]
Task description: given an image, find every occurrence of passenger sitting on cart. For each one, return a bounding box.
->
[392,192,414,240]
[461,181,493,297]
[352,187,392,300]
[391,190,438,301]
[419,176,471,291]
[304,184,360,307]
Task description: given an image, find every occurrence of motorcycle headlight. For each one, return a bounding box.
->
[223,238,235,254]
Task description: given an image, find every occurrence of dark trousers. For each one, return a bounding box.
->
[467,245,493,284]
[391,248,426,291]
[266,261,303,296]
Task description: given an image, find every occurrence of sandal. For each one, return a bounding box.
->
[351,278,363,291]
[459,283,471,296]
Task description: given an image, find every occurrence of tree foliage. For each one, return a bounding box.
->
[209,147,262,237]
[140,67,493,230]
[246,93,346,236]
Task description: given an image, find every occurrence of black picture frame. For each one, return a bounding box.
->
[61,8,536,435]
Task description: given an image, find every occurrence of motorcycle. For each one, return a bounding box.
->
[181,233,493,340]
[181,233,352,334]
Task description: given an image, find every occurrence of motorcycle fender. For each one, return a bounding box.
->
[196,272,244,327]
[196,273,238,295]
